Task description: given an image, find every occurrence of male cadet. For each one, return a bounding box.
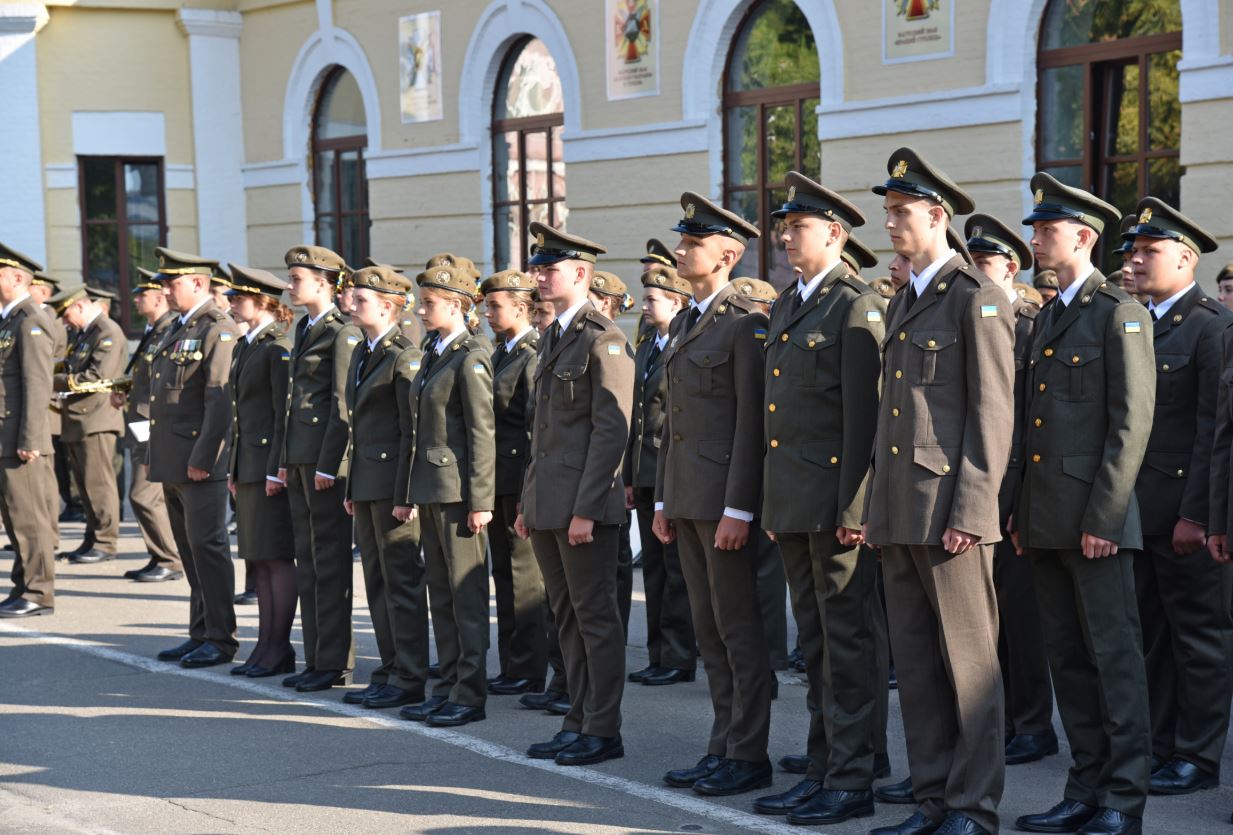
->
[841,233,879,277]
[964,214,1057,766]
[115,270,182,582]
[1216,262,1233,312]
[280,245,361,693]
[50,285,126,566]
[29,271,65,550]
[514,222,633,766]
[480,269,549,696]
[1012,174,1153,835]
[0,244,56,618]
[1034,269,1060,305]
[1125,200,1232,796]
[753,172,886,825]
[624,264,696,687]
[148,248,241,666]
[640,238,678,273]
[1112,216,1138,296]
[862,148,1014,835]
[654,193,773,797]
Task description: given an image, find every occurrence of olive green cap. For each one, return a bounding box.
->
[364,256,406,274]
[0,242,44,274]
[86,286,118,302]
[841,233,879,274]
[49,284,89,314]
[426,253,482,280]
[947,226,974,265]
[772,171,866,231]
[1022,171,1120,235]
[226,264,289,299]
[285,245,346,273]
[156,247,218,278]
[1104,269,1125,288]
[672,192,760,244]
[733,277,777,304]
[416,264,478,300]
[480,269,534,295]
[1217,263,1233,284]
[1033,269,1060,290]
[640,264,691,298]
[640,238,677,268]
[872,147,975,217]
[964,213,1033,269]
[1015,283,1044,306]
[527,223,608,265]
[868,277,896,299]
[1113,215,1137,255]
[134,268,161,292]
[1123,197,1218,255]
[590,270,627,299]
[31,271,60,291]
[352,265,413,297]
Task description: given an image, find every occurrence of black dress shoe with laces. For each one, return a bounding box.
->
[641,667,696,686]
[134,566,183,583]
[426,702,486,727]
[528,731,581,759]
[871,810,942,835]
[519,689,566,710]
[1148,758,1218,795]
[1075,808,1141,835]
[874,776,915,804]
[934,813,992,834]
[296,669,351,692]
[555,734,623,766]
[785,788,874,825]
[124,560,156,579]
[1015,798,1097,833]
[363,685,421,709]
[1005,730,1060,765]
[399,695,448,721]
[0,597,53,618]
[692,757,772,796]
[544,696,571,715]
[157,639,203,661]
[778,754,809,774]
[664,755,726,788]
[343,682,385,705]
[67,549,115,565]
[180,643,232,668]
[627,664,661,683]
[751,778,821,814]
[488,676,544,696]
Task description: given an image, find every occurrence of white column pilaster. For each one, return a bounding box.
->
[0,4,49,265]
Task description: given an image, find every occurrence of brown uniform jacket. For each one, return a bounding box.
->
[345,328,421,503]
[229,324,292,484]
[999,295,1041,524]
[655,282,767,520]
[623,330,670,490]
[53,313,126,441]
[405,331,496,511]
[125,311,177,459]
[762,265,886,533]
[44,312,66,437]
[282,307,360,478]
[521,301,634,530]
[863,256,1015,545]
[1209,328,1233,536]
[148,300,240,483]
[0,297,54,457]
[1015,270,1155,549]
[492,328,539,497]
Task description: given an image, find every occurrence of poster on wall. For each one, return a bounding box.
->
[399,11,444,123]
[606,0,659,101]
[883,0,954,64]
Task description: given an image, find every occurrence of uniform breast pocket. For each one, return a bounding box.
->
[551,361,591,410]
[1051,345,1102,402]
[1154,353,1191,405]
[687,350,730,395]
[910,330,958,385]
[791,331,836,387]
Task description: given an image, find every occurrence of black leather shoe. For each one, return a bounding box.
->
[361,685,421,709]
[233,591,258,605]
[231,662,255,676]
[67,549,115,565]
[778,754,809,774]
[295,669,351,692]
[1015,798,1097,832]
[528,731,582,759]
[157,639,203,661]
[664,754,726,788]
[555,734,623,765]
[692,757,773,796]
[934,813,992,834]
[427,702,486,727]
[246,654,296,677]
[124,560,156,579]
[399,695,448,721]
[875,751,892,779]
[545,696,571,715]
[283,667,313,688]
[344,682,385,704]
[1149,754,1166,774]
[871,810,942,835]
[59,505,86,523]
[1006,731,1060,765]
[519,689,566,710]
[180,643,232,668]
[1149,758,1218,795]
[488,676,544,696]
[0,597,53,618]
[874,776,915,804]
[134,566,183,583]
[628,664,661,683]
[785,788,874,825]
[1075,808,1141,835]
[751,778,822,814]
[642,667,696,686]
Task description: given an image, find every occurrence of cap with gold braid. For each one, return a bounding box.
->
[733,277,778,305]
[210,263,234,289]
[285,245,346,273]
[416,264,479,300]
[32,270,61,291]
[640,238,677,268]
[1113,215,1136,255]
[351,265,413,297]
[672,191,760,244]
[134,267,161,292]
[527,222,607,266]
[49,284,89,315]
[1021,171,1120,235]
[841,233,879,274]
[872,147,975,217]
[640,264,691,298]
[480,269,534,295]
[964,213,1033,269]
[1122,196,1218,255]
[0,242,44,275]
[156,247,219,279]
[226,264,289,299]
[772,171,866,231]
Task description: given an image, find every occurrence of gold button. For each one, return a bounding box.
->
[311,416,319,423]
[1177,469,1184,476]
[261,438,268,445]
[1043,348,1054,357]
[673,433,682,441]
[150,419,157,426]
[154,373,160,379]
[892,408,900,417]
[808,340,816,347]
[942,465,951,473]
[927,339,936,348]
[1039,383,1047,392]
[1174,314,1182,323]
[191,430,198,438]
[1082,295,1091,303]
[895,370,903,379]
[1162,364,1170,371]
[1072,355,1080,364]
[511,448,517,455]
[898,332,906,341]
[441,456,448,463]
[380,452,388,460]
[768,403,776,412]
[770,439,779,448]
[829,456,839,464]
[781,333,789,342]
[891,446,899,455]
[1034,418,1042,427]
[1032,454,1041,463]
[937,282,947,291]
[773,368,780,377]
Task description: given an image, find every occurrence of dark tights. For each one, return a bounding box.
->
[246,559,298,668]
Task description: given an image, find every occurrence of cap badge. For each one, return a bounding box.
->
[738,282,752,294]
[892,160,908,178]
[535,233,545,248]
[436,270,451,282]
[684,203,696,220]
[595,277,606,288]
[157,254,166,268]
[508,275,520,286]
[293,250,309,263]
[1139,207,1153,224]
[654,275,664,285]
[367,275,379,286]
[1034,189,1044,205]
[787,186,796,202]
[973,226,983,239]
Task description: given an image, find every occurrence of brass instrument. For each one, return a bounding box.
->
[60,375,133,397]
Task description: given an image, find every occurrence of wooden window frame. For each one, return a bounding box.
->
[312,66,370,267]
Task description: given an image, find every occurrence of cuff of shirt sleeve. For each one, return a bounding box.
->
[654,501,664,512]
[315,471,335,481]
[723,507,754,522]
[266,475,285,485]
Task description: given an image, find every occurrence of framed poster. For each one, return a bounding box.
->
[606,0,659,101]
[399,11,444,123]
[883,0,955,65]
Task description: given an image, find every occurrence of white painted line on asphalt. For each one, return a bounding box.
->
[0,624,809,835]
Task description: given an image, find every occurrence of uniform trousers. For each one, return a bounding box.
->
[286,464,354,672]
[353,498,427,694]
[633,489,695,670]
[1134,535,1233,773]
[128,449,180,570]
[676,517,771,762]
[993,539,1054,736]
[163,479,236,654]
[756,527,789,670]
[531,524,624,737]
[1028,547,1150,817]
[616,511,633,639]
[881,543,1003,834]
[65,432,120,553]
[3,455,55,606]
[490,492,548,680]
[780,532,880,788]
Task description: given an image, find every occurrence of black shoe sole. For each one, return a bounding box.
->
[0,608,53,618]
[427,712,486,727]
[1149,778,1219,796]
[555,745,624,766]
[786,805,875,826]
[1014,821,1088,833]
[692,776,773,796]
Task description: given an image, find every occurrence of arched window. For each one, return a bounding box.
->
[1037,0,1182,231]
[723,0,819,290]
[312,67,369,267]
[493,38,566,271]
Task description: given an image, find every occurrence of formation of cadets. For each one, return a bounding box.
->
[6,145,1233,834]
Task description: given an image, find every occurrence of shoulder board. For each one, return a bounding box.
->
[463,334,489,353]
[582,308,609,327]
[1196,295,1229,317]
[835,273,870,295]
[955,264,991,288]
[205,308,228,322]
[389,332,412,350]
[1095,280,1132,303]
[724,293,757,314]
[1018,301,1041,319]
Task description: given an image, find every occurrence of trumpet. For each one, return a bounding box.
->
[62,375,133,396]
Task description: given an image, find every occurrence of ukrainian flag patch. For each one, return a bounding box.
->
[1124,321,1142,334]
[101,338,113,347]
[473,362,488,374]
[219,333,233,342]
[346,335,361,346]
[753,328,768,340]
[29,327,42,336]
[980,305,999,318]
[607,344,622,355]
[866,311,882,322]
[409,360,421,371]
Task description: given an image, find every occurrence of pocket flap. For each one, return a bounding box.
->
[800,440,842,467]
[909,330,957,351]
[697,439,732,465]
[172,422,200,440]
[1143,451,1189,479]
[1061,454,1101,483]
[913,444,958,476]
[363,443,397,462]
[425,446,456,467]
[688,350,730,368]
[1155,353,1191,374]
[791,331,834,351]
[552,362,587,381]
[1051,346,1102,367]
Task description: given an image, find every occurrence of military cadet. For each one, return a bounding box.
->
[1112,216,1137,296]
[29,271,65,553]
[624,264,697,687]
[279,246,361,693]
[1011,173,1154,835]
[480,269,550,697]
[148,248,241,667]
[1034,269,1060,305]
[640,238,678,273]
[1120,200,1233,797]
[514,222,634,766]
[530,292,555,334]
[751,172,887,825]
[887,254,910,291]
[868,278,897,299]
[364,257,425,346]
[210,267,234,315]
[964,213,1058,767]
[862,149,1014,835]
[1215,263,1233,312]
[653,193,773,796]
[0,244,57,618]
[734,277,777,314]
[588,270,630,323]
[49,285,125,566]
[338,266,429,712]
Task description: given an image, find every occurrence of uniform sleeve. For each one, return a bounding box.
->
[622,345,641,488]
[18,318,53,453]
[267,340,292,478]
[518,347,539,488]
[317,324,359,477]
[1082,302,1156,542]
[837,293,886,530]
[1180,315,1230,527]
[189,319,239,473]
[723,311,768,514]
[574,328,634,520]
[460,348,496,512]
[1209,328,1233,535]
[70,322,127,388]
[394,347,420,504]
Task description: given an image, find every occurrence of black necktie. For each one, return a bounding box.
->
[645,341,662,377]
[126,327,154,374]
[493,343,507,367]
[789,288,804,314]
[685,306,701,333]
[904,283,919,311]
[1150,308,1159,322]
[356,342,372,381]
[296,315,311,348]
[545,322,562,353]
